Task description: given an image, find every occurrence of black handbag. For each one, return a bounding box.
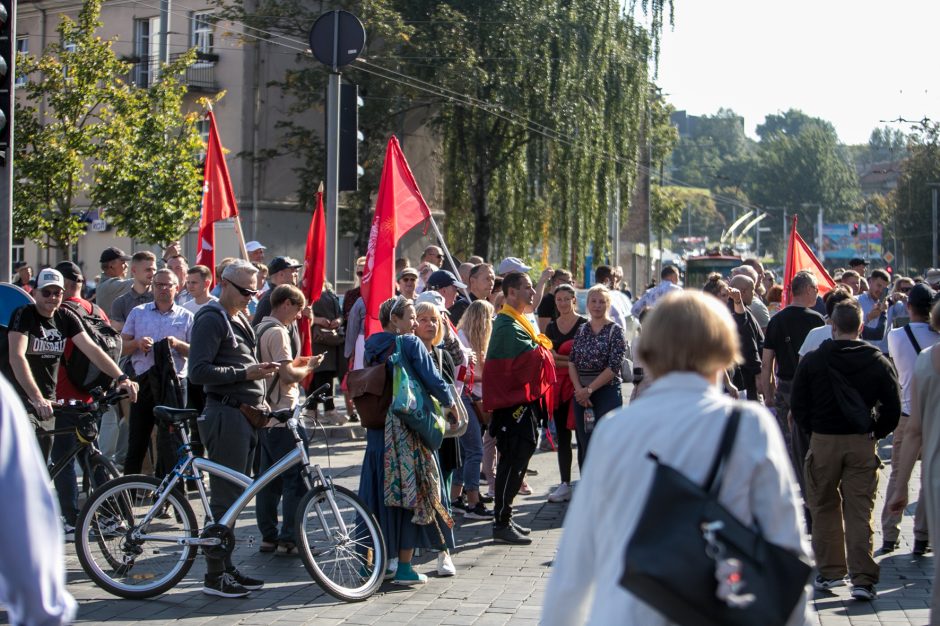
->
[620,407,812,626]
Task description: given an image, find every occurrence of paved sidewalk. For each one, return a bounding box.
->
[2,421,936,625]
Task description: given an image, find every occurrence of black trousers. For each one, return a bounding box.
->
[491,403,538,526]
[123,374,184,478]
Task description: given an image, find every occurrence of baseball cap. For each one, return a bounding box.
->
[397,267,419,281]
[268,256,302,275]
[13,260,28,270]
[497,256,532,275]
[908,283,937,309]
[849,257,868,267]
[426,269,467,291]
[54,261,83,282]
[36,268,65,290]
[415,290,447,313]
[926,269,940,286]
[245,241,266,253]
[99,247,131,264]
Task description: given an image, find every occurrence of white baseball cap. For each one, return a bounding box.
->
[497,256,532,275]
[415,290,447,313]
[36,268,65,290]
[245,241,266,253]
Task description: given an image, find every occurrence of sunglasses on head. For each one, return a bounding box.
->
[225,278,258,297]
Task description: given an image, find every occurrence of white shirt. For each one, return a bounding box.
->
[887,322,940,415]
[182,295,217,315]
[0,376,77,626]
[799,325,833,358]
[857,292,893,352]
[542,373,811,626]
[631,280,682,317]
[607,290,632,333]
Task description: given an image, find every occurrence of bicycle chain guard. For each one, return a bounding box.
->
[200,523,236,559]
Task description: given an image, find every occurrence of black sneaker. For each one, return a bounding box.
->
[451,498,468,516]
[879,540,897,554]
[203,572,250,598]
[493,523,532,545]
[510,519,531,535]
[851,584,877,601]
[813,574,847,590]
[226,568,264,590]
[465,502,494,520]
[914,540,930,555]
[479,493,494,504]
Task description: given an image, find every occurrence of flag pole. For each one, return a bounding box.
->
[232,217,250,261]
[427,212,470,300]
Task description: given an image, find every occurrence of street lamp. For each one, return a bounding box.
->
[928,183,940,268]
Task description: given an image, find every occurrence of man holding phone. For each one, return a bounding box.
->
[856,269,892,352]
[188,259,280,598]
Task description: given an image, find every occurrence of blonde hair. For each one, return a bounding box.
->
[637,291,740,379]
[586,284,611,318]
[457,300,494,362]
[414,302,445,346]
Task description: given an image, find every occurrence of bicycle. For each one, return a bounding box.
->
[35,387,127,493]
[74,383,387,602]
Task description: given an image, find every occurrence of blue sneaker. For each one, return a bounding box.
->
[392,562,427,586]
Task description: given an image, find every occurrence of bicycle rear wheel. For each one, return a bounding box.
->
[75,475,198,599]
[295,484,386,602]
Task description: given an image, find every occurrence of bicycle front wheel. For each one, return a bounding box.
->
[75,475,198,599]
[295,484,386,602]
[83,452,120,495]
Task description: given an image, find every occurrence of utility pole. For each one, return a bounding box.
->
[930,183,940,268]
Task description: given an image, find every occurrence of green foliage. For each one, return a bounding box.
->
[894,121,940,270]
[651,185,687,240]
[14,0,205,255]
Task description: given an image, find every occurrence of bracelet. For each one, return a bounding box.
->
[586,386,593,394]
[116,374,129,383]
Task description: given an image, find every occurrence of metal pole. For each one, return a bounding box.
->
[613,186,621,268]
[864,202,870,262]
[159,0,170,65]
[933,187,938,269]
[0,0,15,283]
[324,12,341,287]
[755,210,761,258]
[817,206,824,262]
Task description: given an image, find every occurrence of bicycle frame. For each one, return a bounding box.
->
[133,410,350,547]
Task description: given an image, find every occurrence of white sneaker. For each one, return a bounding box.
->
[324,409,348,426]
[384,557,399,580]
[437,551,456,577]
[548,482,572,503]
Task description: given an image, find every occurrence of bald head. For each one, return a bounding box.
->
[730,274,755,305]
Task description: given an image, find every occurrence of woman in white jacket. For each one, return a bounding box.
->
[542,290,812,626]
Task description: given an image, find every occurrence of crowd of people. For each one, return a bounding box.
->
[9,239,940,624]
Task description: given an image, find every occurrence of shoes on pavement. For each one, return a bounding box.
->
[259,540,277,553]
[851,584,877,601]
[276,541,296,555]
[914,540,930,555]
[493,523,532,545]
[879,540,896,554]
[393,562,428,585]
[225,568,264,591]
[451,497,468,516]
[479,493,494,504]
[526,468,539,476]
[510,519,531,535]
[464,502,494,520]
[203,572,250,598]
[63,524,76,542]
[548,483,572,503]
[437,552,456,577]
[348,412,360,423]
[384,557,398,580]
[813,574,847,591]
[323,409,348,426]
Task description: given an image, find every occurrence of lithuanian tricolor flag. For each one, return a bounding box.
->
[482,313,556,411]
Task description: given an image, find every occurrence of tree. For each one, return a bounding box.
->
[651,185,685,253]
[14,0,205,257]
[894,121,940,270]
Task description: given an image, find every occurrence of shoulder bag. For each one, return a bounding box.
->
[390,336,446,449]
[620,407,811,626]
[348,343,395,430]
[436,349,469,438]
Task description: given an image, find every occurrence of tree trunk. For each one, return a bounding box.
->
[470,172,491,259]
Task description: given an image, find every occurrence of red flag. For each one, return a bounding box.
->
[298,190,326,385]
[195,110,240,286]
[361,137,432,336]
[783,216,835,305]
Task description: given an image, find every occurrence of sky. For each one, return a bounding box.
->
[655,0,939,145]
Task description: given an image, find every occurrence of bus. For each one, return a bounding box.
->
[684,254,742,290]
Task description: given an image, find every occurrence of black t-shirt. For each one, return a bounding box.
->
[763,305,825,380]
[536,292,558,320]
[8,304,83,401]
[448,297,470,326]
[546,315,587,348]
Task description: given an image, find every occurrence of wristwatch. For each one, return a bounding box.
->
[116,374,130,383]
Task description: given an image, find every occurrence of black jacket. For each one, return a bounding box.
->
[730,302,763,374]
[791,338,901,439]
[188,301,265,405]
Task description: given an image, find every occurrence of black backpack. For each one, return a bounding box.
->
[61,300,123,392]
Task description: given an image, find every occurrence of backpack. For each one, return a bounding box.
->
[61,300,123,393]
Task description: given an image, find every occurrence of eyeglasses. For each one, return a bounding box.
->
[399,277,417,282]
[899,286,913,293]
[40,288,64,298]
[153,282,176,290]
[224,278,258,297]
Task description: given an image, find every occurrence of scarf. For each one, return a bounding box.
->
[499,304,553,350]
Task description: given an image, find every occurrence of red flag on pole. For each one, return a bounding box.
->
[298,189,326,385]
[195,110,240,286]
[361,137,432,336]
[783,216,835,306]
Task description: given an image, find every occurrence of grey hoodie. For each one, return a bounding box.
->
[188,301,265,405]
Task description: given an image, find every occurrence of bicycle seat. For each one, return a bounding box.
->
[154,406,199,426]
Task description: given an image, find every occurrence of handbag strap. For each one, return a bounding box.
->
[703,406,742,497]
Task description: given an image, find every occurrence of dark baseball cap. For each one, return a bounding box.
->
[849,257,868,267]
[908,283,937,309]
[426,269,467,290]
[54,261,83,282]
[99,247,131,263]
[268,256,302,275]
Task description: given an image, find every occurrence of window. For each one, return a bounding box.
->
[15,37,27,86]
[134,17,160,87]
[12,238,24,264]
[190,12,214,56]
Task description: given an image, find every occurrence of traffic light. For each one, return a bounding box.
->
[851,223,859,237]
[0,0,14,166]
[338,82,363,191]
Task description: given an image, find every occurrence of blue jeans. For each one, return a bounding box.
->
[256,426,310,543]
[50,413,109,526]
[454,396,483,492]
[573,383,623,462]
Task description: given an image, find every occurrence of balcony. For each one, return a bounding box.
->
[125,51,219,93]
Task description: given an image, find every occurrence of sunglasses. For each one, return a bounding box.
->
[225,278,258,297]
[40,288,64,298]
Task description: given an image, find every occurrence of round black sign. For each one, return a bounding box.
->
[309,10,366,70]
